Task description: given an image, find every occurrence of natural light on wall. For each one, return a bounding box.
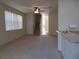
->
[5,10,23,31]
[41,12,49,35]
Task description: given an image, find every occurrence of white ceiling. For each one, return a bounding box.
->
[0,0,58,13]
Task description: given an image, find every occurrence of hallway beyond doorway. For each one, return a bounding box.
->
[41,12,49,35]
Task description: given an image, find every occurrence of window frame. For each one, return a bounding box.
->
[4,10,23,31]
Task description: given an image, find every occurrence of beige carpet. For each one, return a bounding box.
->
[0,35,62,59]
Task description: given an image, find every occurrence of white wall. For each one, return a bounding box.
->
[26,12,34,35]
[49,9,58,35]
[58,0,79,31]
[0,3,26,46]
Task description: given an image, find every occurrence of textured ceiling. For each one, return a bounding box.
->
[0,0,58,13]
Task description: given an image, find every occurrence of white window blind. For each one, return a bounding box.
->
[12,13,18,30]
[17,15,23,29]
[5,11,13,31]
[5,10,23,31]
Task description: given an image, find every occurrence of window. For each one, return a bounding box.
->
[5,10,23,31]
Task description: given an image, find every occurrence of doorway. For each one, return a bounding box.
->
[34,12,49,35]
[34,13,41,35]
[33,7,49,35]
